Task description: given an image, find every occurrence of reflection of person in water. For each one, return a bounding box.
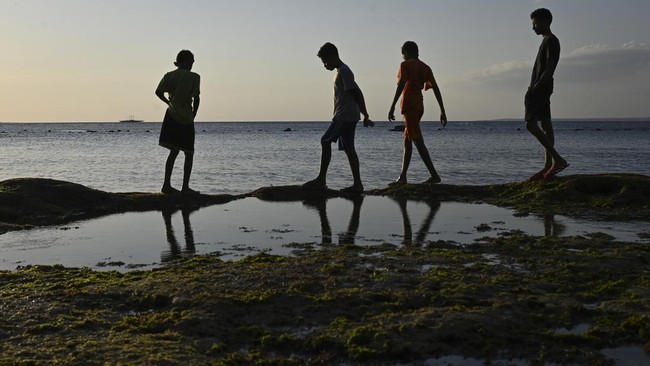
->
[302,199,332,244]
[302,196,364,245]
[543,214,566,237]
[338,195,363,244]
[392,197,441,245]
[161,207,197,262]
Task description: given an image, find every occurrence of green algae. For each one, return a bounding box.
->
[369,173,650,220]
[1,234,649,365]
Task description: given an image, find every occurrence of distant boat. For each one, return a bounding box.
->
[119,115,143,123]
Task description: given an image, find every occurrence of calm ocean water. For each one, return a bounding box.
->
[1,120,649,195]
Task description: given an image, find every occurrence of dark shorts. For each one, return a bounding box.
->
[159,111,195,153]
[321,120,358,151]
[525,90,552,121]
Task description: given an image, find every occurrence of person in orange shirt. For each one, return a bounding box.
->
[388,41,447,185]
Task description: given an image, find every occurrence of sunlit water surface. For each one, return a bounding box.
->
[2,120,649,195]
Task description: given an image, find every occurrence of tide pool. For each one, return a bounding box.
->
[1,196,647,271]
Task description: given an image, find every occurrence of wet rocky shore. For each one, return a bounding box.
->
[0,174,648,365]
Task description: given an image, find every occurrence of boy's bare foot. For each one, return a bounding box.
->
[528,167,550,181]
[388,177,407,186]
[340,185,364,194]
[181,187,200,195]
[161,186,180,194]
[543,161,570,179]
[302,179,327,189]
[423,175,441,184]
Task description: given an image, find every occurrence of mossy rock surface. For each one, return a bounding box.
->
[369,173,650,220]
[1,234,649,364]
[0,178,236,233]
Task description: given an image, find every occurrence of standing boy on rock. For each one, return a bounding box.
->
[156,50,201,194]
[304,42,373,194]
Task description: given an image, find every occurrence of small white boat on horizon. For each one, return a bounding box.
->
[119,115,144,123]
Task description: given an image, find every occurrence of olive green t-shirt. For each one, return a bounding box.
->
[156,69,201,124]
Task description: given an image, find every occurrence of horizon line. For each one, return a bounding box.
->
[2,117,650,124]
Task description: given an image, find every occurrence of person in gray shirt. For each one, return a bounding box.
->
[304,42,373,194]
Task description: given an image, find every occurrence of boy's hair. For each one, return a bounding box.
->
[176,50,195,64]
[401,41,419,56]
[530,8,553,24]
[317,42,338,59]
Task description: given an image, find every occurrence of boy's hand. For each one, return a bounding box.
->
[440,112,448,128]
[363,115,374,127]
[388,106,396,121]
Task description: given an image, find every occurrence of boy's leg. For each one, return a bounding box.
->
[305,121,341,188]
[181,151,197,193]
[525,92,568,180]
[318,141,332,183]
[162,149,180,194]
[540,118,555,171]
[526,119,552,180]
[394,136,412,184]
[540,118,569,177]
[526,119,567,170]
[304,141,331,188]
[343,147,363,191]
[413,138,441,183]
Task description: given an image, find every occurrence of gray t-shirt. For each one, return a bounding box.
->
[332,63,360,122]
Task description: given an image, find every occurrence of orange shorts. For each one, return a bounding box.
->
[403,110,424,141]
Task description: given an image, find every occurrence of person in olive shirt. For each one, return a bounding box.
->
[155,50,201,194]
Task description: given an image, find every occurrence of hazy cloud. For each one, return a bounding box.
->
[560,41,650,82]
[464,42,650,88]
[461,60,530,88]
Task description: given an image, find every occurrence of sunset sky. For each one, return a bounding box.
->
[2,0,649,122]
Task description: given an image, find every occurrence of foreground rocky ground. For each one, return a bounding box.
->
[0,174,649,365]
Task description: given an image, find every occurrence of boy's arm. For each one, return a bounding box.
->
[529,37,559,93]
[155,90,170,105]
[193,95,200,117]
[529,59,557,93]
[155,76,170,105]
[192,75,201,117]
[430,82,447,127]
[388,81,406,121]
[350,88,373,127]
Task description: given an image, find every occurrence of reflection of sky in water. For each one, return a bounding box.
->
[0,196,648,271]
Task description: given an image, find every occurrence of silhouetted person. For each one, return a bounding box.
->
[161,207,197,262]
[303,42,373,194]
[156,50,201,194]
[392,197,441,245]
[388,41,447,185]
[525,9,569,181]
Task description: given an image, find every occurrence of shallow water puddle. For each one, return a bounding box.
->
[0,196,647,271]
